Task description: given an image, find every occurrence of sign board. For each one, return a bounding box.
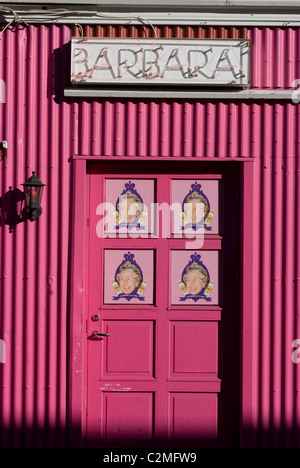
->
[71,38,251,87]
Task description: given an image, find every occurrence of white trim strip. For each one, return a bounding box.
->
[1,1,300,7]
[64,88,298,100]
[1,7,300,27]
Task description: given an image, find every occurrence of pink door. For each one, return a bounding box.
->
[86,162,240,448]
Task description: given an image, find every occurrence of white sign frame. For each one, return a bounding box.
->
[71,38,251,87]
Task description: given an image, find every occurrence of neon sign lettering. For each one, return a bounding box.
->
[71,38,250,86]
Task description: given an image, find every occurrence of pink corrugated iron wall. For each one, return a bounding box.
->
[0,23,300,447]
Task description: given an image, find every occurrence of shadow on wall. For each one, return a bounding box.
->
[0,187,26,232]
[50,41,71,103]
[0,425,218,449]
[1,422,300,448]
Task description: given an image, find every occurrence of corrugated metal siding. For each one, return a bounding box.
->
[0,23,299,447]
[76,101,300,158]
[0,25,72,448]
[251,128,300,448]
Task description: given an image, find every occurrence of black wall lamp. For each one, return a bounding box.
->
[21,171,45,221]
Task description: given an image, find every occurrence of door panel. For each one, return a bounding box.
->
[169,393,218,446]
[170,250,220,306]
[170,321,218,379]
[102,392,154,448]
[86,162,240,448]
[102,320,155,378]
[103,249,155,305]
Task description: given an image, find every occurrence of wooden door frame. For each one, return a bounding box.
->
[67,155,255,448]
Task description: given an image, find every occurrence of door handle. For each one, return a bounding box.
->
[93,330,110,338]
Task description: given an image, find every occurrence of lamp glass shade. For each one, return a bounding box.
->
[21,172,45,220]
[24,185,44,210]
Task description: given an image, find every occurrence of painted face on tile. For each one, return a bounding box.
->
[119,269,139,295]
[184,200,205,224]
[119,199,141,224]
[185,270,204,295]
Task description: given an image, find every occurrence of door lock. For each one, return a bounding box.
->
[91,314,100,322]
